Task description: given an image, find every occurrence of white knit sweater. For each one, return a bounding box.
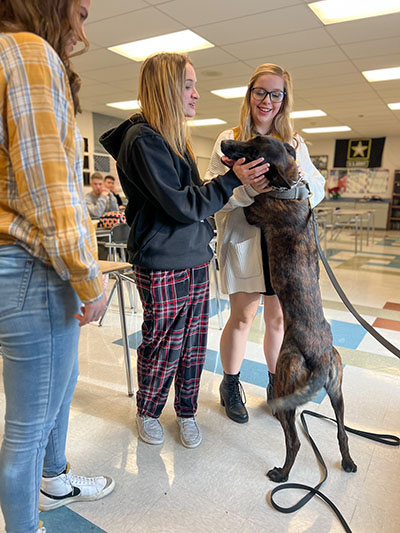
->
[204,129,326,295]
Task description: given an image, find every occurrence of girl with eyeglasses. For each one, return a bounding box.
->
[204,63,326,424]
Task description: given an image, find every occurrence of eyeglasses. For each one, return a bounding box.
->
[250,87,286,103]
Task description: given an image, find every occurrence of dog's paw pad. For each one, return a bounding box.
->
[342,458,357,473]
[267,467,288,483]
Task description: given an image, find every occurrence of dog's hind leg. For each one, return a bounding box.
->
[267,409,300,482]
[326,349,357,473]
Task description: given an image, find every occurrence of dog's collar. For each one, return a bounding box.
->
[266,181,311,200]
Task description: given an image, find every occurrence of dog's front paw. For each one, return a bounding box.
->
[267,467,288,483]
[342,458,357,473]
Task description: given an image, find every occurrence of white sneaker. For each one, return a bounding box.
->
[37,521,46,532]
[39,463,115,511]
[177,416,202,448]
[136,413,164,445]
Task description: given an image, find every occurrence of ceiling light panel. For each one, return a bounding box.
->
[362,66,400,82]
[290,110,327,119]
[109,30,214,62]
[211,87,247,99]
[302,126,351,133]
[106,100,140,110]
[308,0,400,25]
[187,119,227,127]
[388,102,400,110]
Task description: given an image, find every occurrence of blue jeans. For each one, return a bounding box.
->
[0,245,80,533]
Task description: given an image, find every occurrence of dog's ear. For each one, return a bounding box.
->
[283,142,296,160]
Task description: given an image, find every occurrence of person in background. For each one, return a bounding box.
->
[204,63,325,424]
[85,171,119,217]
[0,1,114,532]
[100,52,268,449]
[104,174,125,209]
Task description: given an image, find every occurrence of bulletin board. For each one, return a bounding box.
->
[327,168,390,198]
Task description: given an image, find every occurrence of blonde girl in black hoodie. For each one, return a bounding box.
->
[100,52,270,448]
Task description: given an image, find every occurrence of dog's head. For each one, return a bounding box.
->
[220,135,298,190]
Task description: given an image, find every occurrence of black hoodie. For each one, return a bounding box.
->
[99,114,241,270]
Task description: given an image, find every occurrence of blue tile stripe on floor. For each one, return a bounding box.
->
[203,348,327,404]
[112,300,358,402]
[39,507,106,532]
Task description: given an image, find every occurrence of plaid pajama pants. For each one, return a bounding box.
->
[134,263,209,418]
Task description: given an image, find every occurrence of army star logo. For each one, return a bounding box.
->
[352,141,368,157]
[347,139,371,161]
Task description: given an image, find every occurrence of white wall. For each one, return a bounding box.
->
[76,111,94,173]
[191,134,215,179]
[191,134,215,158]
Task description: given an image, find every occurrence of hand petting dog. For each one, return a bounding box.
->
[222,154,271,189]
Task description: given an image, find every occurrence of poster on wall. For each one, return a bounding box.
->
[327,168,390,199]
[310,155,328,171]
[333,137,385,168]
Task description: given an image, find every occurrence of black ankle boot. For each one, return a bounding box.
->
[266,371,275,403]
[219,372,248,424]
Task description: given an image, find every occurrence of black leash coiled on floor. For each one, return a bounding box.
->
[269,410,399,532]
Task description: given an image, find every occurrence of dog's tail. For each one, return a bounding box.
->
[268,367,327,412]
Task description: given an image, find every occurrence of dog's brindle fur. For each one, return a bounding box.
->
[221,136,357,482]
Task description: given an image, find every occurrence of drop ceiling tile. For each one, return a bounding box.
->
[79,83,124,99]
[195,62,253,83]
[105,79,141,93]
[156,0,299,26]
[196,74,254,91]
[352,54,400,71]
[296,83,375,98]
[87,0,147,23]
[290,60,359,80]
[375,88,400,100]
[193,4,321,46]
[341,37,400,60]
[72,48,132,71]
[188,48,239,67]
[222,28,335,60]
[85,7,183,47]
[246,46,348,71]
[79,63,142,83]
[294,73,365,90]
[326,13,400,44]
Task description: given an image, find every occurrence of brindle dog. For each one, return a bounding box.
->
[221,136,357,483]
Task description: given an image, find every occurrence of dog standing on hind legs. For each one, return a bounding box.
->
[220,135,357,483]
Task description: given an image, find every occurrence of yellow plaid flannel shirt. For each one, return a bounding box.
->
[0,32,103,303]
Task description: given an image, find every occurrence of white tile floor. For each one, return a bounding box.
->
[0,228,399,532]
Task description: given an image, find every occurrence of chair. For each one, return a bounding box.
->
[98,261,135,396]
[103,223,130,262]
[99,224,138,325]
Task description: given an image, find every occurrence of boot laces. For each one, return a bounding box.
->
[227,376,247,406]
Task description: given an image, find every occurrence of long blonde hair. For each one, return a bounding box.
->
[138,52,194,159]
[235,63,295,145]
[0,0,89,114]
